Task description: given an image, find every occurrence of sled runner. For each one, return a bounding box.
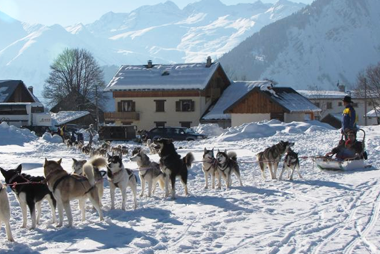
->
[314,157,370,171]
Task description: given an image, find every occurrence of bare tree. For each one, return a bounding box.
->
[43,48,105,108]
[355,62,380,120]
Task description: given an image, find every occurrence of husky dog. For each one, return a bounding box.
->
[130,149,165,197]
[257,141,294,180]
[202,148,219,189]
[72,157,107,206]
[107,153,138,210]
[146,139,157,154]
[215,150,243,189]
[0,165,56,229]
[0,182,14,241]
[154,138,194,199]
[43,159,103,227]
[279,147,301,180]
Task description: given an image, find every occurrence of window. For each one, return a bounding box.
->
[176,100,195,112]
[155,122,166,128]
[368,101,373,106]
[338,102,342,106]
[314,102,320,108]
[155,100,166,112]
[315,116,321,121]
[327,102,332,109]
[353,103,358,107]
[118,100,135,112]
[180,122,192,128]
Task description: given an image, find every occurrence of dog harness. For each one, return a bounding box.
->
[52,175,71,192]
[204,158,218,172]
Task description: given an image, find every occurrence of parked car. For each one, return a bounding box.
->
[144,127,207,141]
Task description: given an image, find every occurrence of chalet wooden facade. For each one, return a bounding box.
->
[202,81,320,127]
[104,58,231,130]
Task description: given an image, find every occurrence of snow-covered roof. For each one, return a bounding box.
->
[297,90,374,100]
[203,81,321,120]
[51,111,90,126]
[297,90,347,99]
[105,62,222,91]
[367,107,380,118]
[0,80,41,104]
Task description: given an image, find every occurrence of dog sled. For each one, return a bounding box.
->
[314,129,371,171]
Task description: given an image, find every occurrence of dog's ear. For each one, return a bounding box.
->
[72,158,77,163]
[224,149,227,153]
[16,164,22,173]
[44,158,48,165]
[57,158,62,165]
[204,147,207,152]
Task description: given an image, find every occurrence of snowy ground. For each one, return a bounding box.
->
[0,121,380,254]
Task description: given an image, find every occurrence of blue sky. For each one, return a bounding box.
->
[0,0,314,26]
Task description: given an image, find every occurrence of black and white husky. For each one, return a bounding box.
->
[0,181,14,241]
[107,153,138,210]
[0,165,56,229]
[257,141,294,180]
[72,157,107,206]
[154,138,194,199]
[279,147,302,180]
[202,148,219,189]
[130,149,165,197]
[216,150,243,189]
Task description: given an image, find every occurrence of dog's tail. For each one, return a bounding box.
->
[256,152,264,170]
[228,151,237,161]
[83,157,107,186]
[183,152,195,168]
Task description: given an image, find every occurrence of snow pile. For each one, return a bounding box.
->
[0,122,37,145]
[216,120,335,141]
[41,132,64,143]
[192,123,226,137]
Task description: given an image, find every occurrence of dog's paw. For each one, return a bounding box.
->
[204,185,208,190]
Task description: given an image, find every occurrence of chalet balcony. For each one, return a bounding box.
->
[104,112,140,121]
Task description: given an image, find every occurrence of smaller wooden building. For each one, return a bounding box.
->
[202,81,321,127]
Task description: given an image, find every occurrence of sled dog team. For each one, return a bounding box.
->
[0,139,299,241]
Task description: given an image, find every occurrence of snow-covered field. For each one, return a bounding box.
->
[1,120,380,254]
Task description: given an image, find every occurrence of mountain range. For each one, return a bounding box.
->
[0,0,305,98]
[219,0,380,90]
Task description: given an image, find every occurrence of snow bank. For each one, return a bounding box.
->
[216,120,335,141]
[41,132,64,143]
[192,123,225,137]
[0,122,38,145]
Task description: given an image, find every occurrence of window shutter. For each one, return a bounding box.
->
[176,101,180,112]
[191,100,195,111]
[118,102,122,112]
[132,101,136,112]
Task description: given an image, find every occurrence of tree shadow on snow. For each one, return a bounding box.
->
[38,221,158,250]
[104,206,182,226]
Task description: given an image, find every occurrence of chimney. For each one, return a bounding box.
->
[28,86,34,94]
[206,56,212,67]
[338,84,345,92]
[147,60,153,68]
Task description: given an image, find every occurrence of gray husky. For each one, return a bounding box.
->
[257,141,294,180]
[202,148,219,189]
[216,150,243,189]
[130,149,165,197]
[279,147,301,180]
[72,157,107,206]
